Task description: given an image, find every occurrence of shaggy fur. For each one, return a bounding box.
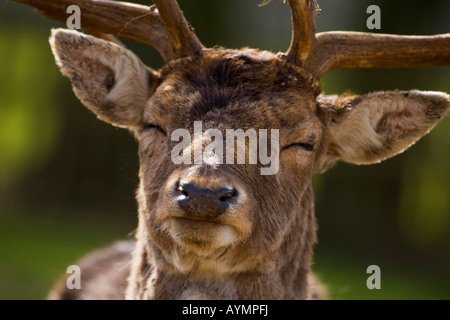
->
[48,29,449,300]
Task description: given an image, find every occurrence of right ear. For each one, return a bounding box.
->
[315,90,449,173]
[50,29,160,128]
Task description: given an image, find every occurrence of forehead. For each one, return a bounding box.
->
[146,49,321,131]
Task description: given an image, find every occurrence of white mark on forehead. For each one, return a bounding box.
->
[202,149,222,166]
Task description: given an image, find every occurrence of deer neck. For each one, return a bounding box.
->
[126,187,317,300]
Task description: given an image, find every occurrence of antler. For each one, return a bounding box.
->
[11,0,450,77]
[313,32,450,78]
[286,0,316,67]
[286,0,450,79]
[151,0,203,59]
[10,0,203,62]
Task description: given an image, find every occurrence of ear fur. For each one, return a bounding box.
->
[315,90,449,172]
[50,29,160,127]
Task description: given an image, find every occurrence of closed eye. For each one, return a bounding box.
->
[142,123,166,136]
[282,142,315,152]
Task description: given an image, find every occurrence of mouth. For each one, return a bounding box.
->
[172,216,223,225]
[166,216,237,250]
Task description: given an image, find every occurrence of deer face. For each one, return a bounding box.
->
[51,29,448,279]
[135,49,324,274]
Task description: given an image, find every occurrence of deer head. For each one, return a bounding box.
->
[13,0,450,299]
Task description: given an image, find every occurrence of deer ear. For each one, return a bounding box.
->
[315,90,449,172]
[50,29,160,128]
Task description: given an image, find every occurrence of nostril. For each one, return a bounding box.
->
[176,181,190,197]
[179,188,189,197]
[219,188,238,203]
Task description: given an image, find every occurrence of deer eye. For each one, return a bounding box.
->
[282,142,315,152]
[142,123,166,136]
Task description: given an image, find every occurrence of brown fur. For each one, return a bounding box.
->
[48,29,449,300]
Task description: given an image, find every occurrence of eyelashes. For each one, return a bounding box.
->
[282,142,314,152]
[142,123,167,136]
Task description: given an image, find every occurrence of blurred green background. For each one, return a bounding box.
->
[0,0,449,300]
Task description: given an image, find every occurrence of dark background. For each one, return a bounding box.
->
[0,0,449,299]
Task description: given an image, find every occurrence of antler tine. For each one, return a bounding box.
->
[9,0,179,62]
[152,0,204,59]
[286,0,317,70]
[285,1,450,80]
[313,32,450,78]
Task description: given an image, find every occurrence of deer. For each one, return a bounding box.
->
[12,0,450,300]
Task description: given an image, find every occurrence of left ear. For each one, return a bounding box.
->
[50,29,160,128]
[315,90,449,172]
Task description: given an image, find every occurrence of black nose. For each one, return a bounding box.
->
[176,181,238,218]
